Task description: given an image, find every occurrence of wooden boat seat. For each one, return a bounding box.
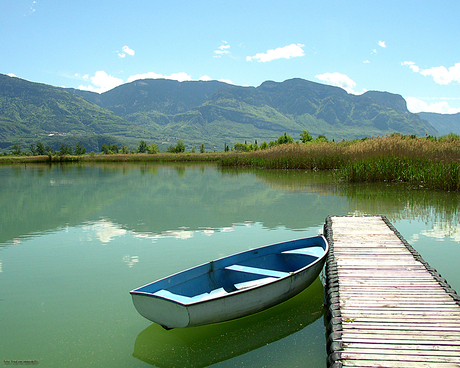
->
[153,287,228,304]
[225,264,290,278]
[234,277,278,290]
[281,246,324,258]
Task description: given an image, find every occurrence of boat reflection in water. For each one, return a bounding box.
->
[133,277,324,367]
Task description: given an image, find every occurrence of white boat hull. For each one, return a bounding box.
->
[130,235,328,329]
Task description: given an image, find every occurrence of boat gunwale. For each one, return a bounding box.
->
[129,235,329,307]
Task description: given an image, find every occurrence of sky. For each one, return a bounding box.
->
[1,0,459,114]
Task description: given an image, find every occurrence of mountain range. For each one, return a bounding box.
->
[418,112,460,136]
[1,73,458,152]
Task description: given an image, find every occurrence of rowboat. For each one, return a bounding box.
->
[129,235,328,329]
[133,278,325,367]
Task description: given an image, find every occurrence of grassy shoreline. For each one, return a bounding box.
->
[0,152,225,164]
[2,134,459,191]
[220,134,460,191]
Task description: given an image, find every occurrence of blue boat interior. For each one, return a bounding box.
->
[135,245,325,304]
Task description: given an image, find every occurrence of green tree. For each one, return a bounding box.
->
[199,143,205,153]
[36,142,46,155]
[277,132,294,145]
[12,144,22,156]
[234,142,248,152]
[300,130,313,143]
[59,144,72,155]
[168,140,186,153]
[75,142,86,155]
[175,140,185,153]
[101,144,110,154]
[29,144,37,156]
[315,134,328,142]
[147,143,159,154]
[137,140,148,153]
[260,141,268,150]
[121,145,130,154]
[109,144,119,153]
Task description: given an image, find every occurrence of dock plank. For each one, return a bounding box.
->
[325,215,460,368]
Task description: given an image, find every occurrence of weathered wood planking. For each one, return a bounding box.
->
[325,216,460,368]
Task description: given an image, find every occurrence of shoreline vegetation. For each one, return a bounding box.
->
[1,133,459,191]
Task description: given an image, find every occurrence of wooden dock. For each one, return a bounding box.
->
[324,215,460,368]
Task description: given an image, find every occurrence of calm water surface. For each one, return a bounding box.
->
[1,163,459,367]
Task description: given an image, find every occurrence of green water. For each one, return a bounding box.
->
[0,163,459,367]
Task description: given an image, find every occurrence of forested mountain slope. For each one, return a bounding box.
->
[0,74,439,151]
[418,112,460,136]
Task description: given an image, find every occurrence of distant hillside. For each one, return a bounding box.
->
[418,112,460,136]
[68,77,438,146]
[0,74,139,151]
[0,73,439,152]
[69,79,229,115]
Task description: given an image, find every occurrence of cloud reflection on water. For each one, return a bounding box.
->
[82,219,127,243]
[421,222,460,242]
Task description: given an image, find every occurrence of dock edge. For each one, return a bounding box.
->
[323,214,460,368]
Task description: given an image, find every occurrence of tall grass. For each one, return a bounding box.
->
[343,156,460,190]
[220,134,460,190]
[220,141,347,170]
[3,134,459,190]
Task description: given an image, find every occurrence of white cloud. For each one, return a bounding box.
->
[214,42,230,57]
[74,73,89,80]
[77,70,229,93]
[401,61,420,73]
[402,61,460,85]
[315,72,358,94]
[371,49,377,54]
[405,96,460,114]
[78,70,124,93]
[363,60,370,64]
[218,78,234,85]
[378,40,386,48]
[421,63,460,85]
[122,45,135,56]
[246,43,305,62]
[117,45,135,58]
[7,73,17,78]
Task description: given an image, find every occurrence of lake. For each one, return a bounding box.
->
[1,163,459,367]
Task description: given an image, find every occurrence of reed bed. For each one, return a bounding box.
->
[343,156,460,190]
[220,134,460,190]
[220,142,348,170]
[3,134,459,190]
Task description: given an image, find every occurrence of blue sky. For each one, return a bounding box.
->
[2,0,459,113]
